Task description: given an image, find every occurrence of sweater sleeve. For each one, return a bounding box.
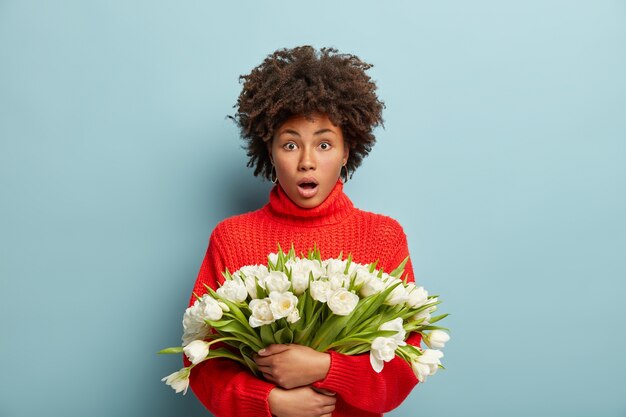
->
[312,227,422,414]
[185,229,276,417]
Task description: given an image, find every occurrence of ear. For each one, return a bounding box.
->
[342,145,350,166]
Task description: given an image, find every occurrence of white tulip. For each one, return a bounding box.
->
[325,258,347,275]
[384,279,409,305]
[287,258,324,280]
[411,360,431,383]
[411,349,443,383]
[286,308,300,324]
[181,322,210,347]
[328,272,349,290]
[248,298,274,327]
[360,277,384,297]
[237,264,269,282]
[406,284,429,308]
[183,340,210,365]
[181,295,222,345]
[183,294,221,328]
[264,271,291,293]
[425,330,450,349]
[290,270,309,295]
[353,267,374,286]
[216,279,248,303]
[161,367,191,394]
[199,295,224,321]
[411,309,431,325]
[327,288,359,316]
[310,280,332,302]
[369,336,405,373]
[269,291,299,320]
[302,259,325,280]
[346,261,361,276]
[268,252,279,266]
[244,276,260,299]
[379,317,406,342]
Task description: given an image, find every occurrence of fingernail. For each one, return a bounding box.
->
[259,349,266,354]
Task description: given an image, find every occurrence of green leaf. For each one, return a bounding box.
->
[343,281,402,335]
[428,313,449,325]
[344,253,353,274]
[239,345,260,376]
[255,281,267,299]
[222,268,234,281]
[207,319,263,351]
[274,326,294,344]
[260,324,276,346]
[205,347,247,366]
[158,346,184,354]
[312,314,353,351]
[390,256,409,278]
[420,325,450,331]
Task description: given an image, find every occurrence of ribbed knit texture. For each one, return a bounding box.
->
[187,178,421,417]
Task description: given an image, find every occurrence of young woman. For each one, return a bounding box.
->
[186,46,422,417]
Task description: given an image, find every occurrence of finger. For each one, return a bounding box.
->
[256,364,273,374]
[322,397,337,406]
[257,344,291,356]
[312,387,336,396]
[254,356,274,366]
[261,372,276,383]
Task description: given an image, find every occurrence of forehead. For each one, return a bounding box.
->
[277,113,340,133]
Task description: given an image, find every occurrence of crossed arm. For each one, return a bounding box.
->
[187,230,420,417]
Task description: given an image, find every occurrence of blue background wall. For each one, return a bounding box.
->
[1,1,625,416]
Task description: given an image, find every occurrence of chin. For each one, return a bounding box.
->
[297,199,320,209]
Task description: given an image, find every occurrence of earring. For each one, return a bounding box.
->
[341,164,350,183]
[270,164,278,184]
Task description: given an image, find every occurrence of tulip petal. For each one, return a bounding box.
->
[370,352,384,373]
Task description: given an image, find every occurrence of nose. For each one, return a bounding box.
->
[298,146,316,171]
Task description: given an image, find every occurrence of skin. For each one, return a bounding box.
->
[255,344,331,389]
[259,345,334,417]
[268,386,336,417]
[267,112,349,209]
[263,112,344,415]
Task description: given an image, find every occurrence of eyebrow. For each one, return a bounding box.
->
[279,128,337,137]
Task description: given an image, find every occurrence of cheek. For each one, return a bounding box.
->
[273,155,294,171]
[318,156,343,173]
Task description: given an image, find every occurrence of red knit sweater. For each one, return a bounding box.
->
[187,178,421,417]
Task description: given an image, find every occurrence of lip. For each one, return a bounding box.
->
[296,177,319,198]
[297,177,319,186]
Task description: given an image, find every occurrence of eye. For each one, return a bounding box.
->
[319,142,331,150]
[283,142,297,151]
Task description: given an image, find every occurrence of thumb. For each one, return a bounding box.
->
[257,344,291,356]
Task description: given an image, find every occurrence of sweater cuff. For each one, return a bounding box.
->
[312,350,362,393]
[238,380,275,416]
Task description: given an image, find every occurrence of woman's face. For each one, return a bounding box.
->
[268,113,349,209]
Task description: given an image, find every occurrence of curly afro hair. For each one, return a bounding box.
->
[229,45,385,181]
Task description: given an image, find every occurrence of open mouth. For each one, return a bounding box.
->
[297,179,319,197]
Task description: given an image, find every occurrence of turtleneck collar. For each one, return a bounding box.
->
[262,178,355,227]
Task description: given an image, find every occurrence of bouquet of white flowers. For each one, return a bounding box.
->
[160,245,449,394]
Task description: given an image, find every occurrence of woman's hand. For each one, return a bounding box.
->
[268,386,336,417]
[254,344,331,389]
